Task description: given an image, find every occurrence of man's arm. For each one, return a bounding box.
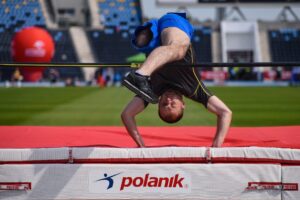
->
[121,96,147,147]
[206,96,232,147]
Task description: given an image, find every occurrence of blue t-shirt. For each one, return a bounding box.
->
[131,13,194,54]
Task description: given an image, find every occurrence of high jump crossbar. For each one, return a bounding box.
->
[0,62,299,68]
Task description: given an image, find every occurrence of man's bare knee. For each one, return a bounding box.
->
[166,44,188,61]
[177,45,189,59]
[220,107,232,118]
[160,28,190,60]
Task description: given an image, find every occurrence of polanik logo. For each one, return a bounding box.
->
[95,173,121,190]
[89,170,191,194]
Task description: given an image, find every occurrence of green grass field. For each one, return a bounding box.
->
[0,87,299,126]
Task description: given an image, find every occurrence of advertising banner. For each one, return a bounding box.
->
[0,164,285,200]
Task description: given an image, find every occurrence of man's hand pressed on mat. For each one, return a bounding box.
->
[122,13,232,148]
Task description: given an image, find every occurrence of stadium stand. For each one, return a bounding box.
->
[87,29,139,63]
[0,0,46,81]
[97,0,142,28]
[46,29,83,80]
[0,0,45,33]
[269,28,300,62]
[0,0,83,81]
[0,30,13,81]
[0,31,13,62]
[88,0,143,62]
[192,26,212,63]
[48,30,78,63]
[0,0,46,62]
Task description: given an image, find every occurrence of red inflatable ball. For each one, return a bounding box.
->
[11,27,55,82]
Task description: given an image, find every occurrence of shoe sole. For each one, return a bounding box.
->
[122,79,158,104]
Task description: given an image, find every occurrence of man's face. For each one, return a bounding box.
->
[158,90,185,121]
[135,27,152,48]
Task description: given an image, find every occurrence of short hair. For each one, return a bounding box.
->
[135,26,153,47]
[135,24,152,36]
[158,107,184,124]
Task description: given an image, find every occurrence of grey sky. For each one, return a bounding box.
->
[140,0,300,21]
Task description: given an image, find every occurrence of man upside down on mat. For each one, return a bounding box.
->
[122,13,232,147]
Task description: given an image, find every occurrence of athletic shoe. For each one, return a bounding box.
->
[122,71,158,104]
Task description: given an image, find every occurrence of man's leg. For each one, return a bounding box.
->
[206,96,232,147]
[123,27,190,103]
[136,27,190,76]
